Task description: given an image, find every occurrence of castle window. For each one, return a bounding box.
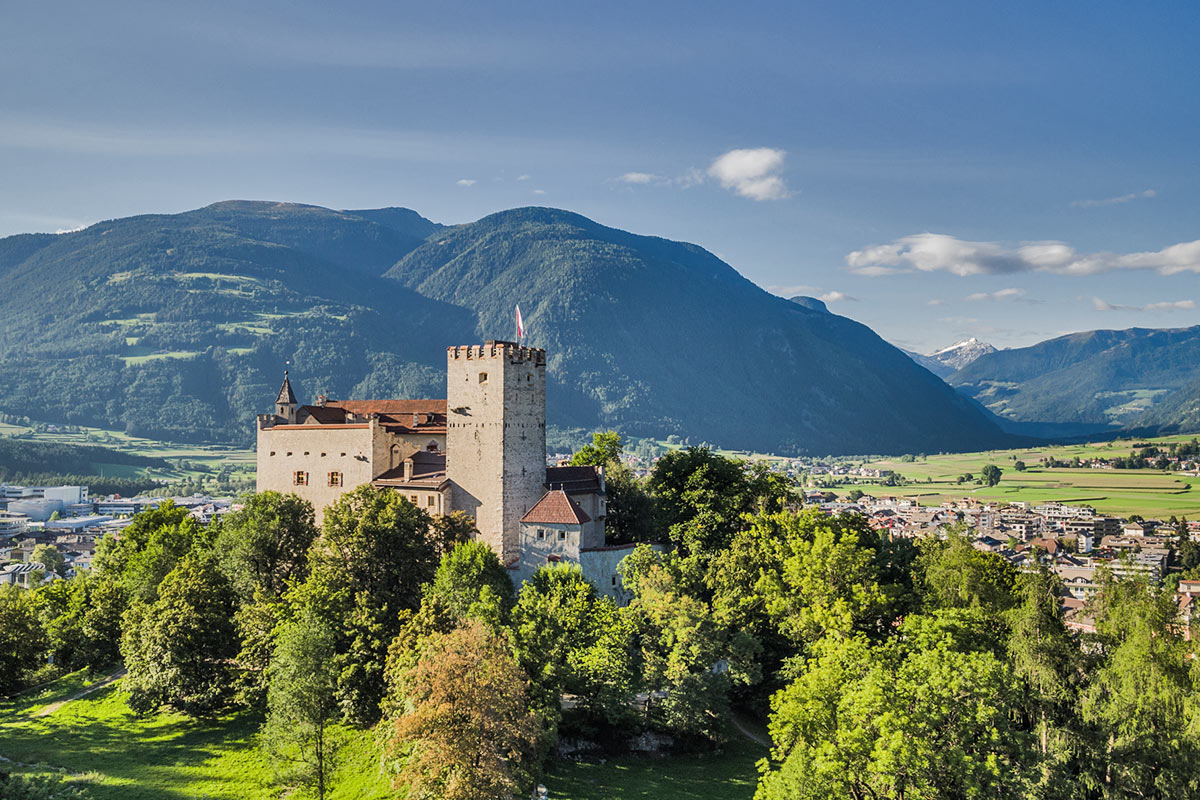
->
[558,530,566,541]
[611,576,618,587]
[328,472,342,487]
[269,451,275,456]
[293,471,308,486]
[536,529,545,540]
[320,452,326,457]
[426,496,435,507]
[479,372,488,383]
[410,495,418,504]
[287,452,293,457]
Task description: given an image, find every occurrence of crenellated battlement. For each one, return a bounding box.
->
[447,340,546,365]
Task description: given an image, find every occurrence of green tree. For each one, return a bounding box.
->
[384,619,541,800]
[31,544,65,577]
[758,617,1033,800]
[305,485,438,725]
[917,531,1017,614]
[1014,460,1027,472]
[120,553,238,716]
[424,540,515,627]
[0,585,47,695]
[981,464,1003,486]
[1006,567,1081,797]
[94,501,207,602]
[214,491,318,601]
[603,460,657,545]
[263,608,343,800]
[1079,574,1200,797]
[622,554,750,744]
[570,431,623,467]
[847,488,865,503]
[510,565,638,733]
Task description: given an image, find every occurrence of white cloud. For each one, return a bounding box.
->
[455,178,476,187]
[1091,297,1196,312]
[707,147,790,201]
[766,284,819,296]
[847,233,1200,277]
[965,287,1027,302]
[1072,189,1156,208]
[675,167,705,188]
[619,171,658,184]
[517,174,531,181]
[533,189,546,195]
[55,224,87,234]
[927,298,945,306]
[819,290,857,303]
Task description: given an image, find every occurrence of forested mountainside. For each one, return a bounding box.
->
[0,202,1010,455]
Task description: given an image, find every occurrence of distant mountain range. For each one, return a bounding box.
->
[947,325,1200,436]
[902,338,997,378]
[0,201,1012,456]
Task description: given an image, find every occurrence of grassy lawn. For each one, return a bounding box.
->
[0,675,391,799]
[544,733,765,800]
[1,673,764,800]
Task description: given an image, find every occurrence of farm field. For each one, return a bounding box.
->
[847,434,1200,518]
[0,673,762,800]
[0,420,256,490]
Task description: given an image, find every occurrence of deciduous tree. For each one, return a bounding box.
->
[385,619,541,800]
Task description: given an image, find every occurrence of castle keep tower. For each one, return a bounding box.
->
[445,341,547,563]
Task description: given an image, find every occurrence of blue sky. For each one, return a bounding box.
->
[3,0,1198,352]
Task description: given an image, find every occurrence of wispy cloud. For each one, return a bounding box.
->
[517,174,531,181]
[455,178,476,187]
[1072,189,1156,208]
[1091,297,1195,312]
[708,147,790,201]
[619,172,659,185]
[847,233,1200,277]
[819,290,857,303]
[965,287,1032,303]
[927,298,945,306]
[532,189,546,195]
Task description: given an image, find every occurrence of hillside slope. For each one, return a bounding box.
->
[385,207,1009,455]
[0,202,1010,454]
[0,201,467,442]
[949,325,1200,431]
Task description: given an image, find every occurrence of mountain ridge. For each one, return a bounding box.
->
[0,201,1012,455]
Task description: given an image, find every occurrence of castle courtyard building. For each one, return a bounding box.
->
[257,340,627,598]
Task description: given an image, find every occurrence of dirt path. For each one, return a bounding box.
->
[32,668,125,718]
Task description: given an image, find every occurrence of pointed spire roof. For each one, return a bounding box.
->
[276,371,297,405]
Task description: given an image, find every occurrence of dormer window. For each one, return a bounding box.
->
[479,372,488,383]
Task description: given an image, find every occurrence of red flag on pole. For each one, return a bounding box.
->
[516,304,525,341]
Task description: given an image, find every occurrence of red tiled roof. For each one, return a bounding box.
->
[521,490,591,525]
[296,399,448,432]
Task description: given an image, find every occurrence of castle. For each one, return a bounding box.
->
[256,340,633,599]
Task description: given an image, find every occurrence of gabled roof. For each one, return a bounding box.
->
[276,371,297,405]
[521,490,591,525]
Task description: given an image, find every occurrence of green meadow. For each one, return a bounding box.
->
[0,673,764,799]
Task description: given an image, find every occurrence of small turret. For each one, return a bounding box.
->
[275,370,298,424]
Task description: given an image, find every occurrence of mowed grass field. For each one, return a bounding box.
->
[849,434,1200,518]
[0,673,764,800]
